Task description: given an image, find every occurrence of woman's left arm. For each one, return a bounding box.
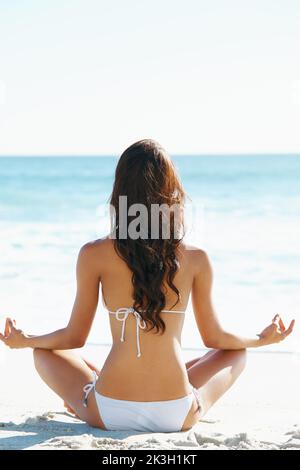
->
[0,243,100,350]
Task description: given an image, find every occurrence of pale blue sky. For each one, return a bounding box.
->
[0,0,299,155]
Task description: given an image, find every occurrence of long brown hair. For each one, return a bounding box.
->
[109,139,186,333]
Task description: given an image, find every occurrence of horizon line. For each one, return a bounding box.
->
[1,152,300,158]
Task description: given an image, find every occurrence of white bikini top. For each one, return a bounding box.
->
[107,306,185,358]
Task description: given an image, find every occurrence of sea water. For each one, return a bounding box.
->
[0,155,299,354]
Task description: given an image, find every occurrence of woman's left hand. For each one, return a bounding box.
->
[0,318,28,349]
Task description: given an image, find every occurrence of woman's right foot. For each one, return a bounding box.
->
[63,401,79,417]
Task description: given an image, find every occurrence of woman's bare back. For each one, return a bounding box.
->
[94,237,198,401]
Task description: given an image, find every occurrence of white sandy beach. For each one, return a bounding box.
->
[0,344,299,450]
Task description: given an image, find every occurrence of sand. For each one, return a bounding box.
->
[0,344,299,450]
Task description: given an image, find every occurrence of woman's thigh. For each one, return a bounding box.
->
[33,348,106,428]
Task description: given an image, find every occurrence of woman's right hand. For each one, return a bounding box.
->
[258,314,295,345]
[0,318,28,349]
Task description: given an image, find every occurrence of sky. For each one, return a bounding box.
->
[0,0,300,155]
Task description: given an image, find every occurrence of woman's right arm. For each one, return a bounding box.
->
[191,249,295,349]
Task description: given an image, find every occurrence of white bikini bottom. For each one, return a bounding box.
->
[83,371,203,432]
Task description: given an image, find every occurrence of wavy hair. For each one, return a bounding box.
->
[109,139,186,333]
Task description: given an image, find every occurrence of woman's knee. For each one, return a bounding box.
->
[228,348,247,375]
[33,348,51,370]
[235,348,247,363]
[217,348,247,374]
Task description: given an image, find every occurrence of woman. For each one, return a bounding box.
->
[0,139,295,432]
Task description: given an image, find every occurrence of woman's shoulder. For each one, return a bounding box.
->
[79,236,114,260]
[179,241,207,258]
[77,237,116,276]
[179,242,211,273]
[80,235,113,250]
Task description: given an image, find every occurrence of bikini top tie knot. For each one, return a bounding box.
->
[112,307,147,358]
[106,301,185,358]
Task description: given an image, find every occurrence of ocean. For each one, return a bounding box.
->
[0,155,299,354]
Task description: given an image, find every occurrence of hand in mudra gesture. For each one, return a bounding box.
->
[258,314,295,345]
[0,318,27,349]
